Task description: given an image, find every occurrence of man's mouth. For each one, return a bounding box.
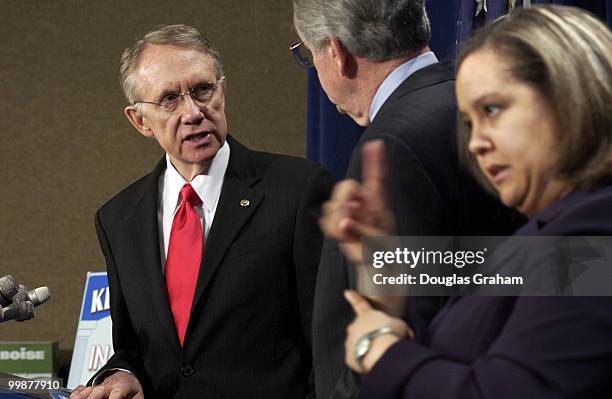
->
[184,132,211,143]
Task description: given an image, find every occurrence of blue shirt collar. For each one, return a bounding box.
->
[369,51,438,122]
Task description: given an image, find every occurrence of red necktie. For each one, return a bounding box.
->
[165,183,203,346]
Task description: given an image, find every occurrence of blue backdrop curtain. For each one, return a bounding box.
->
[306,0,612,180]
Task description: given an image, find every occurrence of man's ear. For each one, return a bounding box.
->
[125,105,154,138]
[328,37,354,78]
[214,77,227,110]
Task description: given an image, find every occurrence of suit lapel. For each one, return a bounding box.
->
[187,137,263,336]
[124,157,182,355]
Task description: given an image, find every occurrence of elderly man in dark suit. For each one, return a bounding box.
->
[70,24,333,399]
[291,0,523,397]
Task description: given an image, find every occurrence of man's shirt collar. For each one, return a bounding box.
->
[369,51,438,122]
[162,140,230,217]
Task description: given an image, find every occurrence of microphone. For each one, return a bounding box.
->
[9,284,34,321]
[0,275,19,307]
[0,287,52,323]
[13,284,28,301]
[28,286,52,306]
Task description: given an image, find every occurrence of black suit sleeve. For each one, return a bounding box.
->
[88,210,150,393]
[313,241,361,399]
[293,165,335,398]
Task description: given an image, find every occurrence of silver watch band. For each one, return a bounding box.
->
[353,325,402,370]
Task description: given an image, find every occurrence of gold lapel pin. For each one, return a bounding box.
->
[240,199,250,207]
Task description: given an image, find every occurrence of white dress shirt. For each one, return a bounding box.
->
[157,141,230,271]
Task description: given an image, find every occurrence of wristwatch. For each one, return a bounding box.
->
[353,325,402,370]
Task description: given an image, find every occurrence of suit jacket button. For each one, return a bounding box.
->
[181,365,194,377]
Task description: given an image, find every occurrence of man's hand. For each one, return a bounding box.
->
[319,140,395,263]
[344,290,413,374]
[70,371,144,399]
[319,140,405,315]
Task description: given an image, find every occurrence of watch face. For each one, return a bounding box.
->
[355,337,370,360]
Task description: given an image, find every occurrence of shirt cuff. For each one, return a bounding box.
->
[91,368,136,386]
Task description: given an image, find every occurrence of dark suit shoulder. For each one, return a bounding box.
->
[538,185,612,235]
[251,149,328,176]
[359,65,458,192]
[365,78,456,149]
[230,139,334,188]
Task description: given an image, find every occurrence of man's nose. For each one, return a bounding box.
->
[181,95,205,125]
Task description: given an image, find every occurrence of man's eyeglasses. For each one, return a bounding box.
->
[133,77,225,114]
[290,41,313,69]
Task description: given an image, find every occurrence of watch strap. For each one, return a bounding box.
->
[353,325,403,370]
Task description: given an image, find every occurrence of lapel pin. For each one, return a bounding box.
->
[240,199,250,207]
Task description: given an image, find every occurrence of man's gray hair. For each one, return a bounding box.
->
[120,24,224,104]
[293,0,430,61]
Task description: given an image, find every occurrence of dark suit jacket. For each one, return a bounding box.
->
[91,136,334,398]
[312,62,524,398]
[360,184,612,398]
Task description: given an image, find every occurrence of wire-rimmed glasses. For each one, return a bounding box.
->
[133,77,226,114]
[290,41,313,69]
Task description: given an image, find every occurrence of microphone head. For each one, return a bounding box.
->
[0,275,18,306]
[14,284,28,301]
[29,287,51,306]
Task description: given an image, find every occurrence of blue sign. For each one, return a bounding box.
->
[68,272,115,389]
[80,273,110,321]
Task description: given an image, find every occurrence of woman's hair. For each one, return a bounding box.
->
[456,5,612,191]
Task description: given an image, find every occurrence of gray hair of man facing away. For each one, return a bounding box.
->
[119,24,224,104]
[293,0,430,61]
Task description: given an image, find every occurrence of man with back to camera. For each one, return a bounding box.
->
[291,0,524,397]
[70,24,334,399]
